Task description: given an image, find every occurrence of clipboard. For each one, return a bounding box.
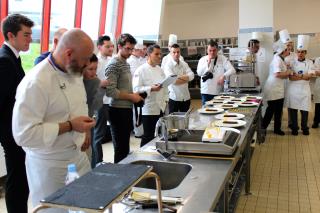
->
[160,74,177,87]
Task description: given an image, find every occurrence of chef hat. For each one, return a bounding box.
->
[252,32,263,41]
[134,38,144,49]
[279,29,292,43]
[168,34,178,46]
[276,42,287,54]
[297,35,310,50]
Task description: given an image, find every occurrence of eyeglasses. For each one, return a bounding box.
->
[123,46,134,52]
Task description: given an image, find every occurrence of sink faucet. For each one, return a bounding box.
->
[154,118,176,160]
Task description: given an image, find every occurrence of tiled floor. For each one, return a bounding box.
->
[236,112,320,213]
[1,100,319,212]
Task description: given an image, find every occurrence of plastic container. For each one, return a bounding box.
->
[65,164,83,213]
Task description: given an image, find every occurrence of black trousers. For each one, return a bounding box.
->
[313,103,320,125]
[1,140,29,213]
[108,107,133,163]
[262,98,284,131]
[141,113,163,147]
[288,108,309,131]
[168,99,191,114]
[92,104,111,168]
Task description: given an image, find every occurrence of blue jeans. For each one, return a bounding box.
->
[201,94,216,106]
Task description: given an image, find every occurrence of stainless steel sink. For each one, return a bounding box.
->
[131,160,192,190]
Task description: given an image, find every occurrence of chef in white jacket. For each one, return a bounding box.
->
[12,29,95,212]
[161,34,184,69]
[277,29,296,129]
[262,42,292,135]
[163,43,194,113]
[285,35,314,135]
[312,57,320,128]
[197,39,235,105]
[127,41,146,138]
[133,44,168,147]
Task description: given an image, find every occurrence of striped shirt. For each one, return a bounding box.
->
[105,57,133,108]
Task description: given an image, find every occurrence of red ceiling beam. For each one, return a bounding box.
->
[0,0,8,44]
[98,0,108,36]
[74,0,83,28]
[115,0,124,39]
[40,0,51,53]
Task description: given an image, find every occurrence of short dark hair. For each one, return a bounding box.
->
[1,14,34,41]
[171,43,180,49]
[97,35,111,46]
[248,39,260,48]
[117,33,136,47]
[90,53,98,63]
[147,44,160,55]
[208,39,219,49]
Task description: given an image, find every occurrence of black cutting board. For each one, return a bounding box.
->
[42,163,151,210]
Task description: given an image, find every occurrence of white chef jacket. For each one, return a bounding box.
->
[97,53,112,104]
[197,55,235,95]
[285,52,297,67]
[264,54,288,101]
[161,53,184,69]
[127,55,144,76]
[312,57,320,103]
[163,55,194,101]
[132,63,168,115]
[285,58,313,111]
[12,58,91,211]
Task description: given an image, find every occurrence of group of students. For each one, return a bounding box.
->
[2,13,320,213]
[263,29,320,136]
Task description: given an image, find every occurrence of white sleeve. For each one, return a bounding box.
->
[132,67,152,96]
[184,62,194,81]
[271,56,284,73]
[223,57,236,77]
[12,80,59,148]
[197,57,208,77]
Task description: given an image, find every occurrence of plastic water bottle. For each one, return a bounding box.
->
[65,164,83,213]
[224,79,229,92]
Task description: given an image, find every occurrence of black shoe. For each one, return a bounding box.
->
[274,130,285,136]
[312,123,319,128]
[292,130,298,136]
[302,130,310,135]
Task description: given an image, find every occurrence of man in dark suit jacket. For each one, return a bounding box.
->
[0,14,33,213]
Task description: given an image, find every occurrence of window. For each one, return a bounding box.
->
[81,0,101,40]
[9,0,43,72]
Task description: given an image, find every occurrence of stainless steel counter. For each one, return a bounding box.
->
[118,99,263,213]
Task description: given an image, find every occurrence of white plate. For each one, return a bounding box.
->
[230,98,246,103]
[202,127,240,142]
[244,95,262,100]
[215,103,239,109]
[205,99,225,105]
[198,107,224,114]
[214,119,247,128]
[214,95,235,100]
[215,113,245,120]
[238,101,259,107]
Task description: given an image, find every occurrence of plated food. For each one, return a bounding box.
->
[198,107,224,114]
[215,113,245,120]
[214,95,235,100]
[245,96,262,101]
[215,103,239,109]
[214,119,247,128]
[238,101,259,107]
